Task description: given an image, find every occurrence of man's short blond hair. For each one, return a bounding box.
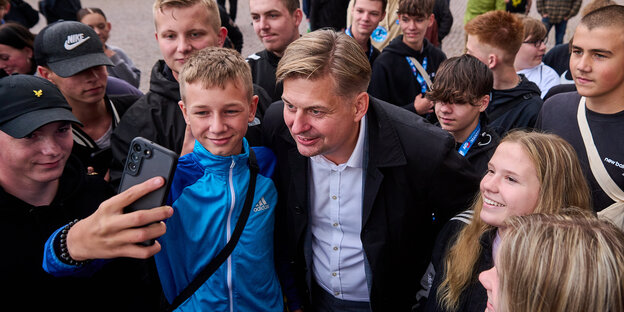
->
[153,0,221,33]
[179,47,253,103]
[276,29,371,99]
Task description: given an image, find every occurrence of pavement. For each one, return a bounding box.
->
[23,0,622,93]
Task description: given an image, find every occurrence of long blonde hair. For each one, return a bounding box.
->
[498,211,624,312]
[437,131,592,311]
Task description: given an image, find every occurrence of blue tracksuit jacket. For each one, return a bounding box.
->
[155,139,283,311]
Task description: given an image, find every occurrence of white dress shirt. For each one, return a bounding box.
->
[309,116,369,302]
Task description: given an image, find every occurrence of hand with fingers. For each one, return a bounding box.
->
[67,177,174,261]
[414,94,434,115]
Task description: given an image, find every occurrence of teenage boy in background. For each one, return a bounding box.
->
[346,0,386,65]
[514,17,559,98]
[247,0,302,102]
[429,54,499,176]
[36,21,138,178]
[537,5,624,216]
[465,10,542,136]
[368,0,446,116]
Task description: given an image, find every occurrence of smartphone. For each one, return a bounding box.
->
[118,137,178,245]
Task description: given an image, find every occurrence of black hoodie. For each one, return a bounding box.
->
[369,36,446,108]
[487,74,542,136]
[2,155,161,311]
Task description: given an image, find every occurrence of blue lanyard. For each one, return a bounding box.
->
[346,27,374,61]
[458,122,481,157]
[405,56,428,93]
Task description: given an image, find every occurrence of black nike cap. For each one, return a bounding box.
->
[34,20,113,77]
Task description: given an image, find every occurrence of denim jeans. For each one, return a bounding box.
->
[542,17,568,45]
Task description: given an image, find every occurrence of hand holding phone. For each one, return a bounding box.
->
[118,137,178,245]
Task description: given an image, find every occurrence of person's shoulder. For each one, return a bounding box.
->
[107,44,129,56]
[109,93,142,115]
[168,154,204,204]
[106,76,143,97]
[434,210,474,252]
[252,146,277,178]
[376,37,403,58]
[539,91,580,127]
[541,63,559,79]
[542,91,580,114]
[368,97,455,149]
[246,49,268,63]
[423,39,447,60]
[543,91,580,108]
[263,100,285,131]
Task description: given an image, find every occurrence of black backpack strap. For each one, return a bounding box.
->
[167,148,259,311]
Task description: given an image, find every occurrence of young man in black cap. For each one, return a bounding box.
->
[0,74,173,311]
[35,20,138,178]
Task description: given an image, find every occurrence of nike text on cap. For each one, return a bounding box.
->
[34,20,113,78]
[0,74,82,138]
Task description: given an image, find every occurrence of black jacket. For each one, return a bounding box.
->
[71,94,138,176]
[247,49,282,102]
[487,74,542,136]
[543,43,571,78]
[369,36,446,108]
[421,213,494,312]
[1,156,161,311]
[110,60,272,185]
[110,60,182,185]
[457,117,500,178]
[434,0,453,42]
[263,97,479,311]
[309,0,350,31]
[435,117,499,179]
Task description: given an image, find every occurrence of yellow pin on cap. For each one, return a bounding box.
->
[33,89,43,97]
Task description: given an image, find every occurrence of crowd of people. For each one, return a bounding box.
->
[1,0,623,311]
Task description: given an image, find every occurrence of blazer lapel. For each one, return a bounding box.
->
[288,146,309,242]
[361,98,408,228]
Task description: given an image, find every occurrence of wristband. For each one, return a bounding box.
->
[57,219,92,266]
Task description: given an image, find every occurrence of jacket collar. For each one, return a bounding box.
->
[365,98,408,168]
[72,95,119,149]
[191,138,250,175]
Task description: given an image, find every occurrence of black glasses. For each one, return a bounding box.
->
[523,37,548,48]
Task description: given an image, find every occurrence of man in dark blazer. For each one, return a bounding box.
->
[263,29,479,311]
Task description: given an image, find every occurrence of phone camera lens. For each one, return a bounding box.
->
[128,162,137,171]
[133,144,142,152]
[144,149,152,157]
[131,152,140,161]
